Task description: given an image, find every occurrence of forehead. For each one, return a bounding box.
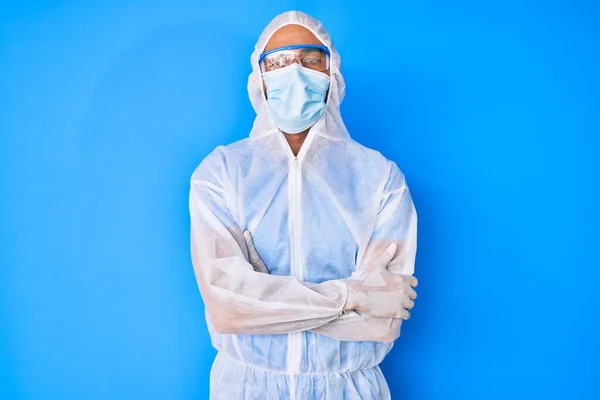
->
[264,24,324,52]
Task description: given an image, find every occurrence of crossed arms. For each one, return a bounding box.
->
[189,153,417,343]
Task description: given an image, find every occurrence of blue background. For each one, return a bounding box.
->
[1,0,598,399]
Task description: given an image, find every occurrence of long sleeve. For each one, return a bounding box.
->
[310,162,417,343]
[189,149,349,335]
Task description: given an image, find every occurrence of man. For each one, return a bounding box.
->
[189,10,418,399]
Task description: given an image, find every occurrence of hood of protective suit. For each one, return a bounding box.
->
[247,11,350,140]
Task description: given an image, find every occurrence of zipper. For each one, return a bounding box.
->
[276,131,315,399]
[287,155,302,399]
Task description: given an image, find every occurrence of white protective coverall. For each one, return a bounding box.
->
[189,10,417,400]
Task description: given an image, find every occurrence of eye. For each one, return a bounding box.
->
[303,57,320,65]
[301,50,326,67]
[263,61,276,71]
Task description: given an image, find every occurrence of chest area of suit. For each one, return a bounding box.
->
[231,164,381,282]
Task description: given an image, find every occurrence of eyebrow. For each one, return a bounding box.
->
[300,48,325,54]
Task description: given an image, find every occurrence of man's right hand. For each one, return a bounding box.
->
[243,230,270,274]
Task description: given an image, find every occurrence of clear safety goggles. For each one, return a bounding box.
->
[259,44,330,73]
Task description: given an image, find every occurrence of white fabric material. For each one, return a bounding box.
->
[189,10,417,399]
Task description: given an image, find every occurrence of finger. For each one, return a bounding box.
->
[401,274,418,288]
[243,230,254,248]
[407,286,417,300]
[409,276,418,288]
[400,310,411,320]
[243,231,269,273]
[248,250,265,270]
[249,249,268,273]
[243,231,258,260]
[403,298,415,310]
[375,243,397,269]
[255,264,269,274]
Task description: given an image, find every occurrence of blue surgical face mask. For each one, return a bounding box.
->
[262,63,330,134]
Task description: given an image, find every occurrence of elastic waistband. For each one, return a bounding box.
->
[217,351,381,376]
